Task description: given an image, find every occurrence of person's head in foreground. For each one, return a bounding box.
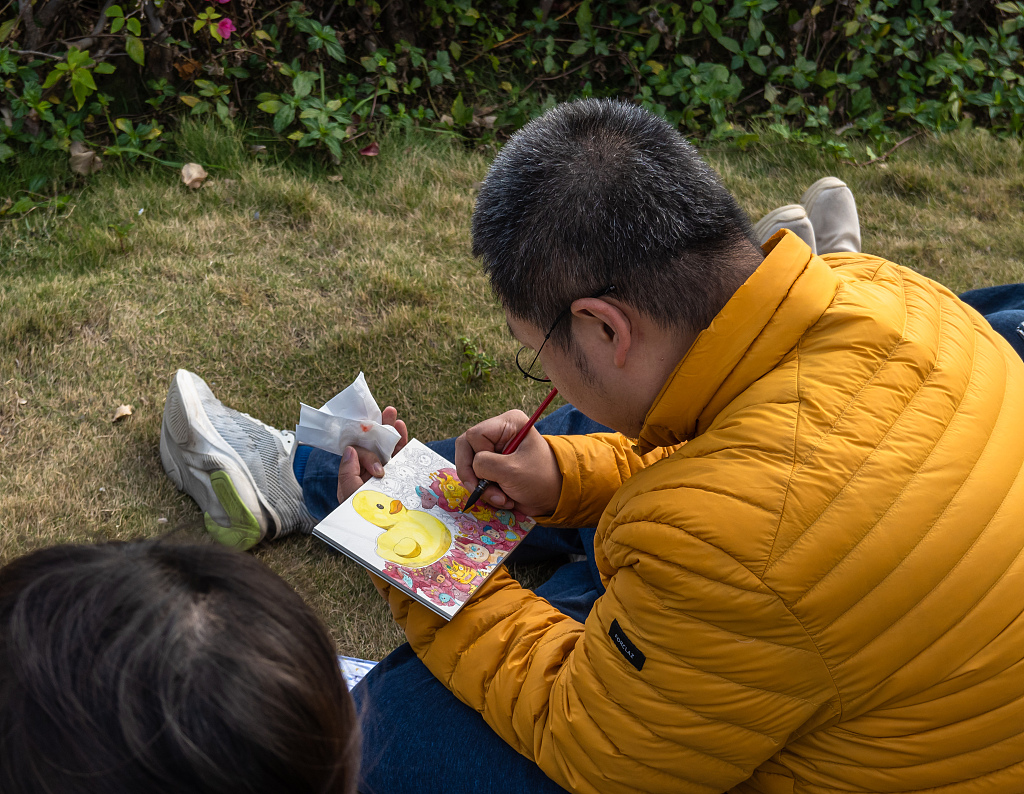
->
[472,97,764,435]
[0,540,358,794]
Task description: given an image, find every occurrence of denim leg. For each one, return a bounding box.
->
[959,286,1024,363]
[958,284,1024,316]
[352,561,601,794]
[298,447,345,522]
[980,310,1024,361]
[354,645,572,794]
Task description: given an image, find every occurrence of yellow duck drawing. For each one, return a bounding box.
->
[353,490,452,568]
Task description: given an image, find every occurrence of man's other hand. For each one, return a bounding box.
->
[454,410,562,518]
[336,406,409,503]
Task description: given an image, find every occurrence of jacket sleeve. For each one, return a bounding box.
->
[377,484,840,794]
[539,433,680,528]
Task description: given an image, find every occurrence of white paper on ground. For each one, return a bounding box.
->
[294,372,402,463]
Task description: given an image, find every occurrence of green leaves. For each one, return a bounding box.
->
[107,5,142,38]
[126,36,145,66]
[273,104,296,134]
[576,0,593,39]
[41,47,111,110]
[292,71,315,100]
[71,68,97,109]
[459,337,496,385]
[106,5,125,32]
[290,9,346,62]
[451,93,473,126]
[0,18,18,44]
[3,0,1024,177]
[716,35,740,54]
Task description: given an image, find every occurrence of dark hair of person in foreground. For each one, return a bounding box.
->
[0,540,359,794]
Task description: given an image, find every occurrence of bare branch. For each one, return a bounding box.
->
[35,0,65,30]
[73,0,117,50]
[11,48,63,59]
[18,0,41,50]
[844,131,927,168]
[142,0,165,39]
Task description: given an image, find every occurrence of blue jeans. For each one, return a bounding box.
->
[958,284,1024,361]
[295,405,610,794]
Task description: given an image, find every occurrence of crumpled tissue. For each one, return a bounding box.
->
[294,372,402,464]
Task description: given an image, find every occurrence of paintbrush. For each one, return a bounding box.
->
[461,387,558,513]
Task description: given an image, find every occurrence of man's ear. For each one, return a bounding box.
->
[570,298,632,368]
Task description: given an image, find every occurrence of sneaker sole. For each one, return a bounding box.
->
[160,370,271,548]
[206,471,262,550]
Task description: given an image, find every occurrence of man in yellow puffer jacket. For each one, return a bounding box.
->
[364,99,1024,793]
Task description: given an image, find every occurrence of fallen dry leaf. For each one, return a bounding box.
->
[69,141,103,176]
[359,142,380,157]
[17,398,27,405]
[249,144,267,154]
[477,115,497,129]
[181,163,208,189]
[327,174,344,183]
[173,58,202,79]
[112,404,134,422]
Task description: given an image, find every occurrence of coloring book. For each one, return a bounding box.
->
[313,439,536,620]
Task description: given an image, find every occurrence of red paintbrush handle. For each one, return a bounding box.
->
[461,387,558,513]
[502,387,558,455]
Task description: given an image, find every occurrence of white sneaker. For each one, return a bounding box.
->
[753,203,817,253]
[160,369,314,549]
[801,177,861,254]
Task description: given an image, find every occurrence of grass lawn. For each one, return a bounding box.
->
[2,124,1023,660]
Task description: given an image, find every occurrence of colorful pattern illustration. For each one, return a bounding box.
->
[313,440,536,620]
[380,466,531,611]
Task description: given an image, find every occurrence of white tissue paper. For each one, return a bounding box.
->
[294,372,402,464]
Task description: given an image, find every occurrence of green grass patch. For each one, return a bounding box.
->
[2,123,1023,660]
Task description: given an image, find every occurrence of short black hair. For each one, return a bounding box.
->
[0,540,359,794]
[472,99,761,345]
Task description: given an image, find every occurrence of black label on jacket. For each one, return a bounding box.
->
[609,619,646,671]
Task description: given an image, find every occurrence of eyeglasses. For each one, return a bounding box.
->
[515,285,616,382]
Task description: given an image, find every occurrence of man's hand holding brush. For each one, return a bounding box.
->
[454,408,564,518]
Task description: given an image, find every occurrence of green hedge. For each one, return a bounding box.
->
[2,0,1023,187]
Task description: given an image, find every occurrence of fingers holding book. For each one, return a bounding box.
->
[336,406,410,503]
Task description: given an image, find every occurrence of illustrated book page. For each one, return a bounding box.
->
[313,439,536,620]
[338,656,377,689]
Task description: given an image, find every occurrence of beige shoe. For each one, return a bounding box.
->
[801,177,861,254]
[753,204,816,253]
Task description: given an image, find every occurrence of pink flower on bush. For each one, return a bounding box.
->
[215,0,230,4]
[217,18,236,39]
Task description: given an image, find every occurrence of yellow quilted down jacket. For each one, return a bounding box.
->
[376,230,1024,793]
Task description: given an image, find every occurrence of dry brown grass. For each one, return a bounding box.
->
[2,125,1022,659]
